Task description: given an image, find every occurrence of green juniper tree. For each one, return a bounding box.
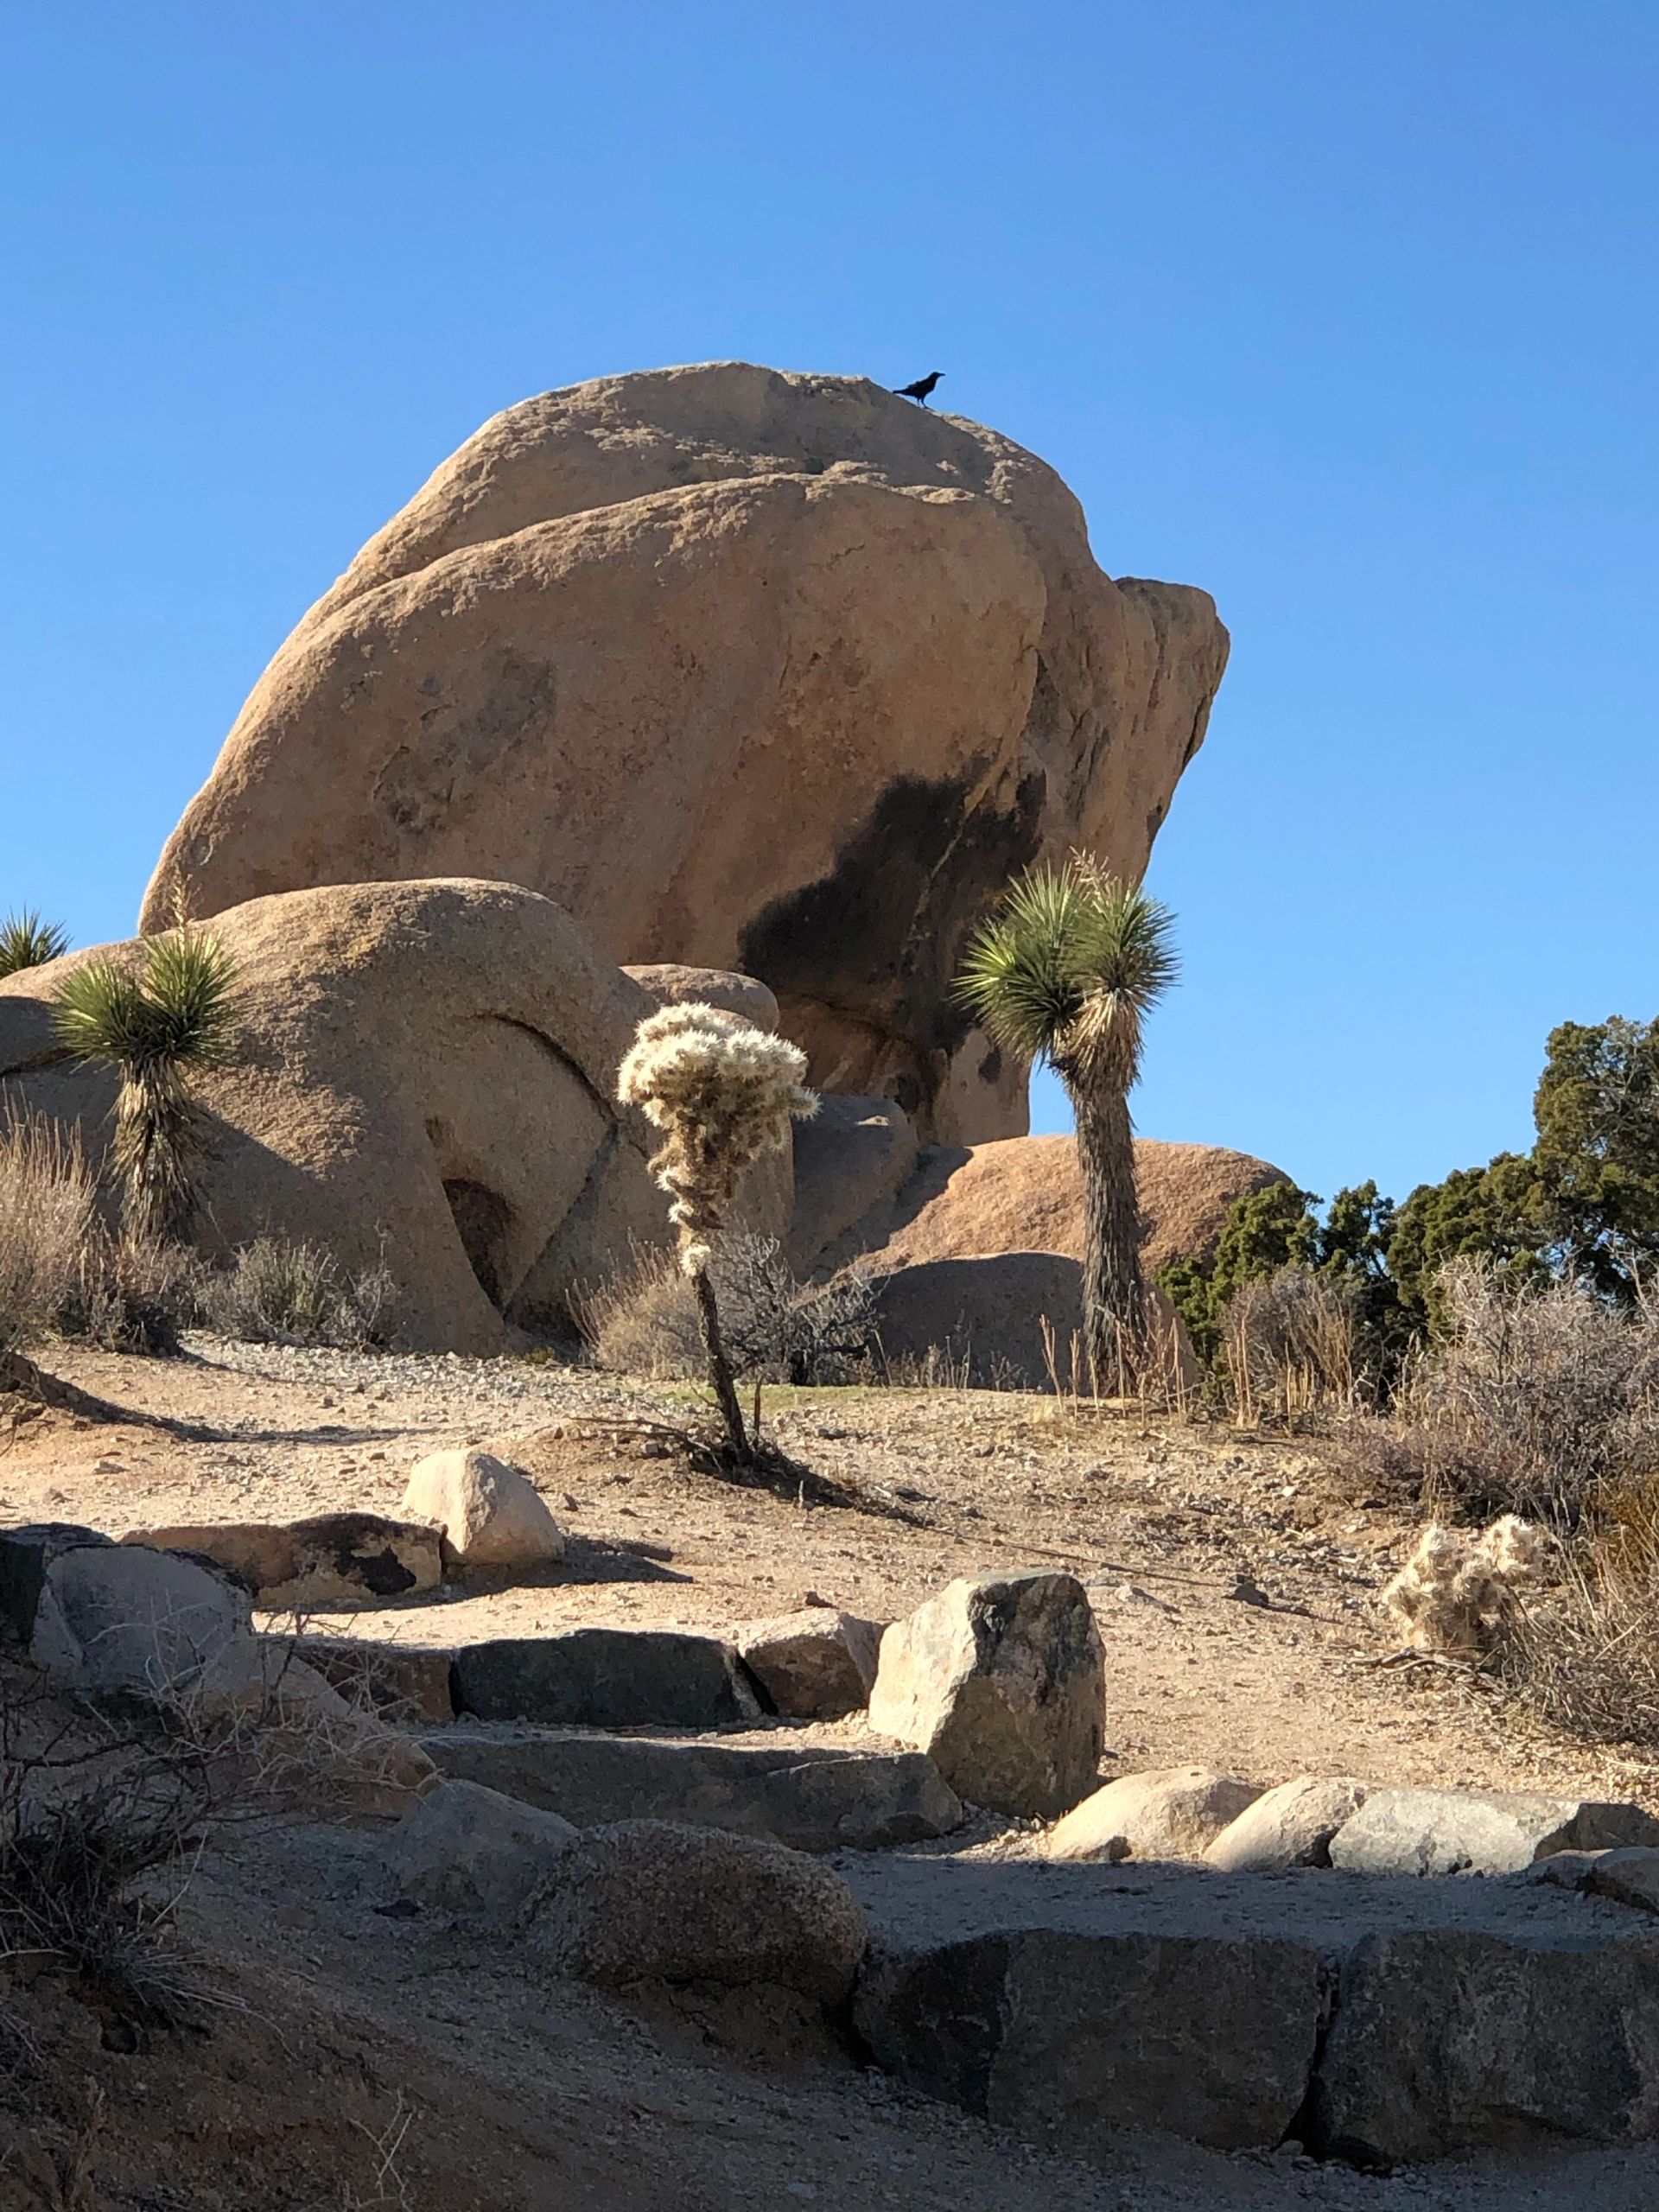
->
[957,856,1178,1387]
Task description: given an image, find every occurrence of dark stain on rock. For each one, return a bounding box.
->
[739,770,1046,1072]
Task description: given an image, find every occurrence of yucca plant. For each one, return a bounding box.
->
[617,1001,817,1460]
[957,855,1179,1388]
[0,909,70,979]
[54,931,239,1246]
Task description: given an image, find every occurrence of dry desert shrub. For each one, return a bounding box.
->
[57,1228,201,1356]
[0,1120,96,1357]
[1351,1261,1659,1520]
[1218,1263,1358,1425]
[1381,1514,1548,1658]
[580,1235,877,1386]
[1497,1545,1659,1749]
[198,1236,395,1350]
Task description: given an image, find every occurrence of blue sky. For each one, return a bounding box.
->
[4,3,1655,1208]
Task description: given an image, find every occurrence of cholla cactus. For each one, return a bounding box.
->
[617,1003,816,1276]
[617,1002,816,1459]
[1382,1514,1548,1658]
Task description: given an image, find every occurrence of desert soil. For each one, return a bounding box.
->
[5,1332,1659,2211]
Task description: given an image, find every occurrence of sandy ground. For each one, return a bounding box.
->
[8,1333,1659,2210]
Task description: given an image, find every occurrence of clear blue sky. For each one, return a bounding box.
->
[4,3,1654,1209]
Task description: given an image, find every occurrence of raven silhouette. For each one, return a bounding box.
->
[895,371,943,405]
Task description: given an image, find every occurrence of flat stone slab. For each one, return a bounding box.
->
[418,1726,963,1853]
[843,1853,1659,2164]
[451,1629,762,1730]
[1328,1786,1659,1877]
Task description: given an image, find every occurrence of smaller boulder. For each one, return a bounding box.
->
[0,1522,114,1641]
[1204,1778,1370,1873]
[1328,1787,1659,1878]
[401,1448,565,1575]
[1048,1766,1262,1863]
[453,1629,762,1729]
[381,1778,576,1919]
[291,1637,457,1724]
[1581,1848,1659,1914]
[123,1515,443,1607]
[737,1608,882,1719]
[868,1571,1104,1818]
[528,1820,867,2003]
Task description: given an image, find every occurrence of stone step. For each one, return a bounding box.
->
[417,1724,963,1853]
[451,1629,764,1730]
[843,1853,1659,2165]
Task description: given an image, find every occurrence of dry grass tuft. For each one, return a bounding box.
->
[198,1237,395,1350]
[0,1121,98,1357]
[1218,1264,1358,1426]
[579,1235,876,1385]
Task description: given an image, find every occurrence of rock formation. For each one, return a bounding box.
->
[0,878,788,1353]
[141,363,1228,1142]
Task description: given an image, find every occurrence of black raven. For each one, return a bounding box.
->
[895,371,944,405]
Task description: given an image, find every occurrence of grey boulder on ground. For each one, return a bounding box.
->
[21,1538,251,1696]
[418,1726,963,1853]
[379,1778,576,1920]
[141,363,1229,1146]
[736,1607,882,1719]
[1204,1777,1370,1873]
[868,1571,1103,1818]
[856,1928,1325,2154]
[787,1095,918,1276]
[123,1514,443,1608]
[1328,1786,1659,1877]
[529,1819,868,2003]
[451,1629,763,1730]
[1047,1765,1262,1863]
[400,1448,564,1575]
[1307,1926,1659,2164]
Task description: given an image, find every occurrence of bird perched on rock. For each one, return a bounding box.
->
[895,371,943,405]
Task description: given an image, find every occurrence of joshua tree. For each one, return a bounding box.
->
[957,856,1178,1388]
[54,929,239,1247]
[617,1001,817,1460]
[0,910,70,979]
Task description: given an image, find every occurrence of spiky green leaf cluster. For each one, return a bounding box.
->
[954,858,1179,1088]
[54,931,238,1075]
[0,910,70,979]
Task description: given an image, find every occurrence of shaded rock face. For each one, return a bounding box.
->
[0,879,788,1353]
[141,364,1228,1142]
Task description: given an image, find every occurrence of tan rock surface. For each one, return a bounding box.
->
[1046,1765,1263,1862]
[0,878,787,1353]
[832,1132,1289,1279]
[401,1446,565,1574]
[141,362,1228,1142]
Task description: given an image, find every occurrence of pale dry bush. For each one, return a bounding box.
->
[1355,1261,1659,1520]
[0,1120,95,1356]
[1497,1551,1659,1749]
[57,1229,201,1355]
[579,1235,877,1385]
[616,1003,815,1274]
[1219,1264,1358,1425]
[199,1236,395,1350]
[1381,1514,1548,1657]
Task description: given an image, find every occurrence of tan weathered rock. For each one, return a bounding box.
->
[1047,1766,1262,1862]
[527,1818,868,2003]
[401,1448,564,1574]
[868,1572,1104,1818]
[820,1132,1289,1279]
[0,879,788,1352]
[1204,1777,1370,1872]
[124,1514,444,1608]
[141,363,1228,1142]
[736,1607,882,1719]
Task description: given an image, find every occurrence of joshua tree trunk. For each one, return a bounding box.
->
[1072,1080,1150,1391]
[690,1264,751,1462]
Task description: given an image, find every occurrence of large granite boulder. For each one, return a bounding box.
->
[868,1571,1104,1817]
[0,879,788,1351]
[140,363,1228,1143]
